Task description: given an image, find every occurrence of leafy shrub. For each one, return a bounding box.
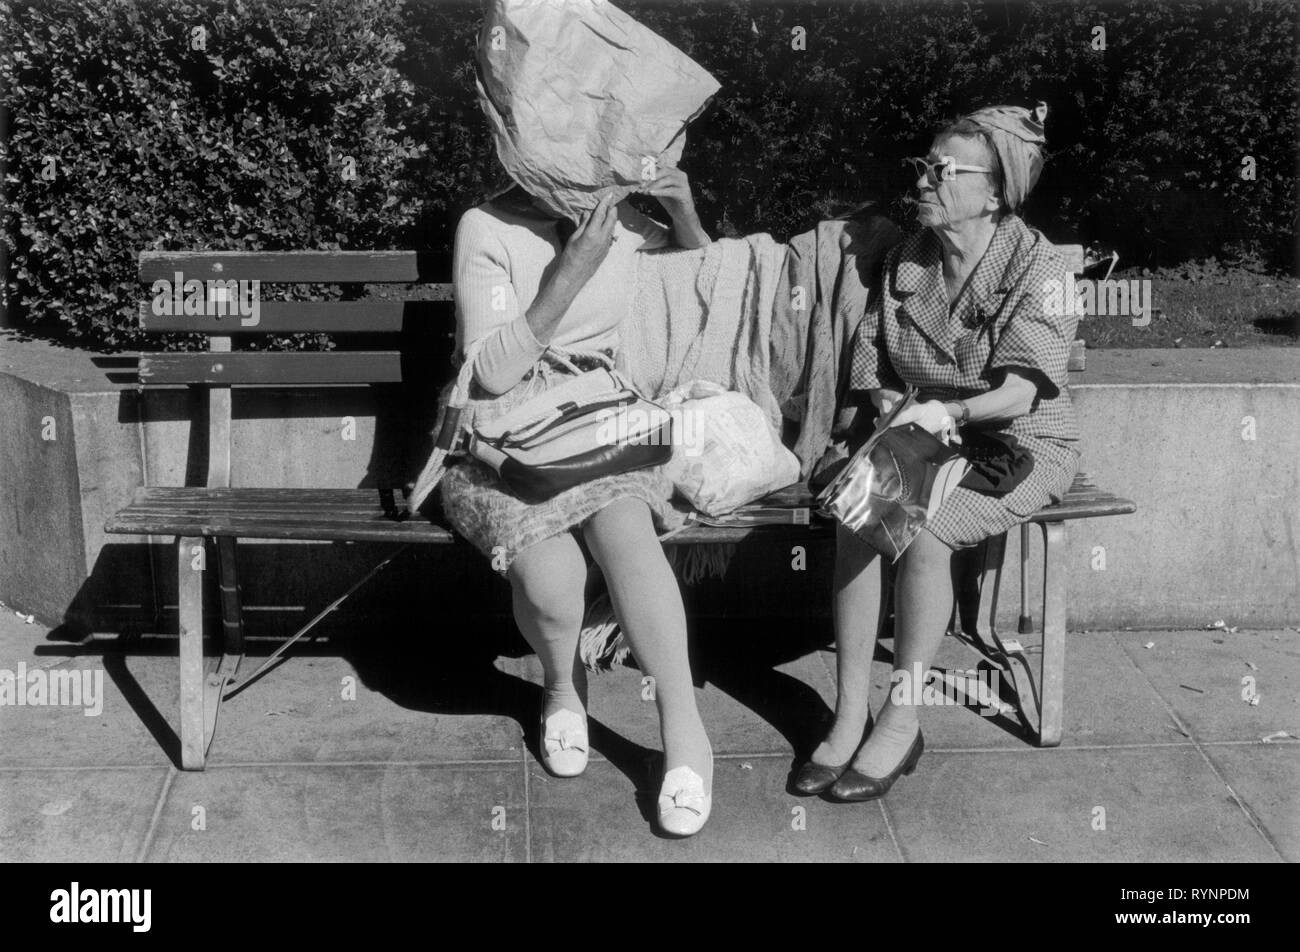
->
[2,0,1295,351]
[0,0,426,348]
[405,0,1296,272]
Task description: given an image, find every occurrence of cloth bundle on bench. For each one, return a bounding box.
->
[581,208,900,668]
[619,209,900,486]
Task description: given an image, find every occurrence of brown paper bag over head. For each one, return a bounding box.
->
[476,0,720,222]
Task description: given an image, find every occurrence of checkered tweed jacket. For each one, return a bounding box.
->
[850,214,1080,444]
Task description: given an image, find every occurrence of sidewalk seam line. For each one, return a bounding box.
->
[878,798,908,863]
[117,757,521,769]
[523,738,532,864]
[0,739,1278,775]
[134,766,175,863]
[1107,631,1287,861]
[0,763,174,771]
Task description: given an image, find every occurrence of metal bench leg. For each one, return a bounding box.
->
[1037,521,1068,747]
[951,531,1048,735]
[215,536,244,679]
[973,533,1006,654]
[177,536,207,770]
[974,534,1041,727]
[1018,522,1034,634]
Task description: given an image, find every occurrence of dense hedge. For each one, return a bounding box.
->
[2,0,1295,350]
[0,0,426,346]
[404,0,1296,269]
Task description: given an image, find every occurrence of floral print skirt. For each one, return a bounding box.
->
[439,350,675,576]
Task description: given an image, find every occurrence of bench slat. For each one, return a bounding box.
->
[106,488,449,542]
[107,519,454,544]
[116,504,412,522]
[106,477,1134,546]
[138,352,403,385]
[118,488,404,507]
[1025,497,1136,521]
[139,251,444,284]
[126,493,415,512]
[119,501,402,515]
[139,300,452,334]
[108,514,453,547]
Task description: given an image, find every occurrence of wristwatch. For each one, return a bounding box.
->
[951,399,971,425]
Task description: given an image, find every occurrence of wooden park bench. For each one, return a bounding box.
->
[105,246,1133,769]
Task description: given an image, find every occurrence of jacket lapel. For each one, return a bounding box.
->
[891,230,952,360]
[952,216,1027,330]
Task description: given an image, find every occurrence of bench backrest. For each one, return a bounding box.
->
[134,243,1087,490]
[1055,244,1087,372]
[137,251,453,490]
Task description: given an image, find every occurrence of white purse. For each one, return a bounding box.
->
[410,350,671,509]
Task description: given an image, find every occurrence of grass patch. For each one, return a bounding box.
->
[1078,259,1300,349]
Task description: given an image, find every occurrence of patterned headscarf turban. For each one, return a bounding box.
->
[960,102,1048,212]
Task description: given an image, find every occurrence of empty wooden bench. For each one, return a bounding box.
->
[105,247,1132,769]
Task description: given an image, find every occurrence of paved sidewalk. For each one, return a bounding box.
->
[1,606,1295,862]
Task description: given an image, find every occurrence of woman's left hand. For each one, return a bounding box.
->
[889,400,955,438]
[642,166,695,212]
[641,167,710,249]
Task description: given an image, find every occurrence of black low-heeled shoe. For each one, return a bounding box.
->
[790,715,874,796]
[827,728,924,802]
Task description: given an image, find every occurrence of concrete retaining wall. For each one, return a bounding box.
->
[1,333,1296,636]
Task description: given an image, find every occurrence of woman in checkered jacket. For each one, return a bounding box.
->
[793,105,1082,801]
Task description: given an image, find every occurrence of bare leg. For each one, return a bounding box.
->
[851,527,953,775]
[508,532,589,720]
[813,523,885,766]
[582,498,711,790]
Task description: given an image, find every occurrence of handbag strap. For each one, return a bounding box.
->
[546,347,616,375]
[408,339,484,511]
[492,391,640,447]
[546,349,586,376]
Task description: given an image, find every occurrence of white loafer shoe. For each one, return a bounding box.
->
[657,763,712,837]
[540,707,588,778]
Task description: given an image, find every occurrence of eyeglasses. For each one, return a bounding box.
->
[905,155,992,187]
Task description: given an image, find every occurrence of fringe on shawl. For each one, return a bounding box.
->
[577,541,736,672]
